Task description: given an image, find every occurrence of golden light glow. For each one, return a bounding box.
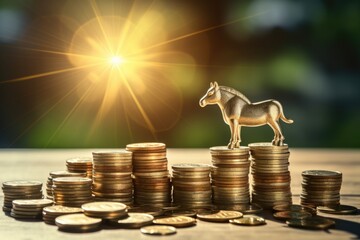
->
[0,0,268,146]
[110,56,124,66]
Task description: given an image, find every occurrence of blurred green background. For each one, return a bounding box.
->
[0,0,359,148]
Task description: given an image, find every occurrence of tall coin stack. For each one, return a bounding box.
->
[301,170,342,208]
[52,177,92,207]
[126,143,171,207]
[210,146,251,207]
[2,180,43,213]
[172,164,212,209]
[249,143,292,209]
[66,157,93,178]
[92,151,133,205]
[46,171,86,200]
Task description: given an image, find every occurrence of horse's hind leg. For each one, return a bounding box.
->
[267,118,284,146]
[235,125,241,148]
[227,120,238,149]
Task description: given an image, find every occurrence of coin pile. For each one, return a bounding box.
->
[52,177,92,207]
[210,146,250,207]
[82,201,128,219]
[2,180,43,213]
[43,205,83,225]
[126,143,171,207]
[92,151,133,205]
[172,163,212,209]
[66,157,93,178]
[11,199,53,219]
[249,143,292,209]
[46,171,86,200]
[301,170,342,208]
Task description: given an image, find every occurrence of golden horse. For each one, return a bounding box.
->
[199,82,293,148]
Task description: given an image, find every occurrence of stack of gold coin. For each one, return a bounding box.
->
[46,171,86,200]
[82,201,128,219]
[92,151,133,205]
[2,180,43,213]
[43,205,83,225]
[249,143,292,209]
[66,157,93,178]
[52,177,92,207]
[126,143,171,207]
[210,146,250,207]
[301,170,342,208]
[11,199,53,219]
[172,163,212,209]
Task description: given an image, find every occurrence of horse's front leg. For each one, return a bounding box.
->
[227,120,235,149]
[228,119,238,149]
[235,125,241,148]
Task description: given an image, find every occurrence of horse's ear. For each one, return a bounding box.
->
[210,82,214,88]
[214,81,218,88]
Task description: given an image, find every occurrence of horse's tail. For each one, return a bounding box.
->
[274,101,294,124]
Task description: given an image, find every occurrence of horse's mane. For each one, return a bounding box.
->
[219,86,251,104]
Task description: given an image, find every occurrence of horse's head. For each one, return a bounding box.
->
[199,81,221,107]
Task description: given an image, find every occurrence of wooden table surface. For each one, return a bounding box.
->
[0,148,359,240]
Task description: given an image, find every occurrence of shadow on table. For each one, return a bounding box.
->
[328,217,360,240]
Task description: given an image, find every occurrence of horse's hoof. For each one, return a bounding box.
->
[227,143,234,149]
[235,142,240,148]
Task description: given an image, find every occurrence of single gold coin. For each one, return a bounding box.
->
[116,213,154,228]
[81,201,127,213]
[317,205,358,215]
[197,210,243,222]
[153,216,196,227]
[126,142,166,151]
[273,211,312,221]
[55,213,102,230]
[286,216,335,230]
[43,205,83,214]
[12,199,53,208]
[230,216,266,226]
[140,225,176,235]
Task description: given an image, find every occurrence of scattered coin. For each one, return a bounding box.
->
[140,225,177,236]
[217,203,263,214]
[114,213,154,228]
[55,213,102,232]
[128,206,164,217]
[81,201,128,219]
[286,216,335,230]
[153,216,196,227]
[230,216,266,226]
[43,205,83,225]
[197,210,243,222]
[317,205,358,215]
[273,204,316,215]
[273,211,312,221]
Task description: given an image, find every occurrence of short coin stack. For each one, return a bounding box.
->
[82,201,128,220]
[66,157,93,178]
[172,164,212,209]
[55,213,102,232]
[2,180,43,213]
[126,143,171,207]
[249,143,292,209]
[92,151,133,205]
[210,146,250,207]
[52,177,92,207]
[11,199,53,219]
[301,170,342,208]
[43,205,83,225]
[46,171,86,200]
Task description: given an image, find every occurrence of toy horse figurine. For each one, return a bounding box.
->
[199,81,293,148]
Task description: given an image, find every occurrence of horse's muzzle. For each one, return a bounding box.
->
[199,98,206,107]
